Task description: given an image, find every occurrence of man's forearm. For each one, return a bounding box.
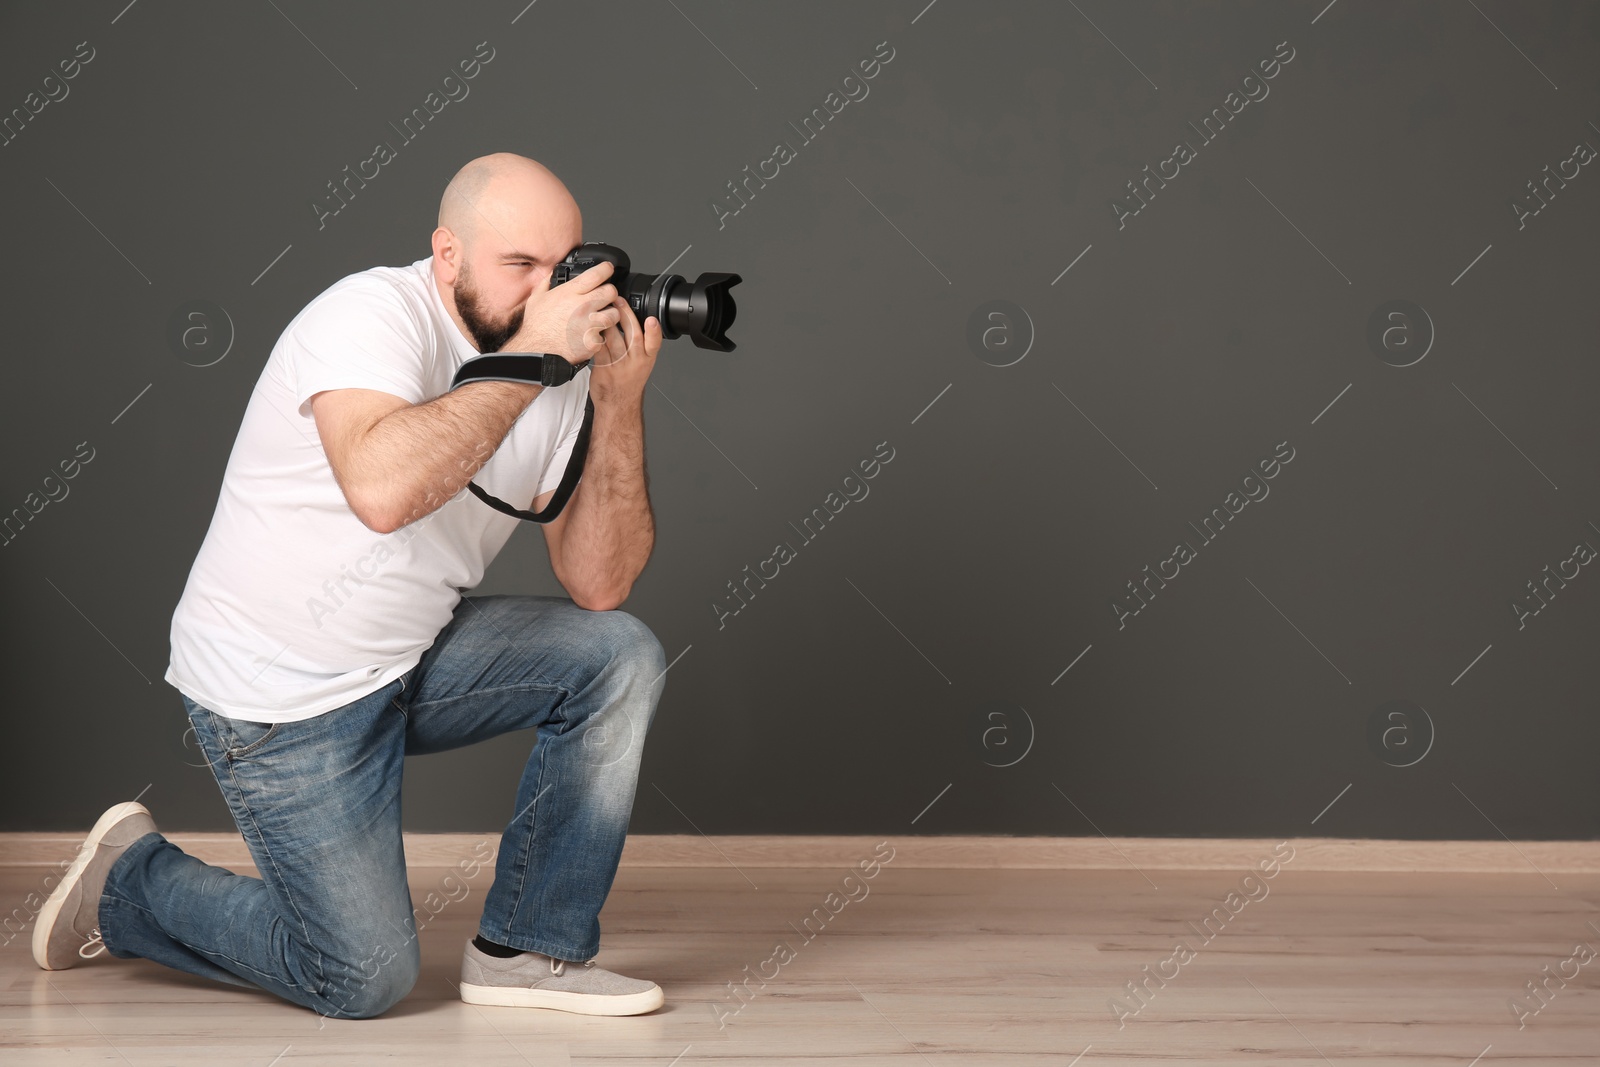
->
[349,382,539,532]
[556,398,654,610]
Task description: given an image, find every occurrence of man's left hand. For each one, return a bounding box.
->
[589,296,659,408]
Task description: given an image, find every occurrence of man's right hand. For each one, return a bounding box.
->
[503,259,622,364]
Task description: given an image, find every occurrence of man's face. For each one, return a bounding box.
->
[453,257,523,353]
[450,210,582,353]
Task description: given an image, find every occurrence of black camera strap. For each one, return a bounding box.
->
[449,353,593,524]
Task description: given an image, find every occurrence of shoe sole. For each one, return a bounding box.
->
[459,980,664,1015]
[32,801,152,971]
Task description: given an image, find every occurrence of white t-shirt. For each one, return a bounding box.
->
[166,255,589,723]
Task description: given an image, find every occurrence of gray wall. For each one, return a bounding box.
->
[2,1,1596,839]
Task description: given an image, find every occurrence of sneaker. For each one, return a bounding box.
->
[459,939,664,1015]
[33,801,158,971]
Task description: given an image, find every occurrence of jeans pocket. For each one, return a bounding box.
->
[221,714,281,759]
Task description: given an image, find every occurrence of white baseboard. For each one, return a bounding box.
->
[3,833,1599,873]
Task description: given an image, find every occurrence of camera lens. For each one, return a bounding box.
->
[638,271,741,352]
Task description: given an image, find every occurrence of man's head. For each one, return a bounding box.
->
[432,153,583,353]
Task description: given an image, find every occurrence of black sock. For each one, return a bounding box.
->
[472,934,525,958]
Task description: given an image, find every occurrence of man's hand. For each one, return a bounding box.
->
[590,294,661,408]
[502,259,622,363]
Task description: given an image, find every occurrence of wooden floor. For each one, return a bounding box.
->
[4,861,1599,1064]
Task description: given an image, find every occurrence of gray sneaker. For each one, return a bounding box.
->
[459,939,664,1015]
[33,801,157,971]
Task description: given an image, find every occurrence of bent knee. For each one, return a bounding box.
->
[599,610,667,672]
[320,944,420,1019]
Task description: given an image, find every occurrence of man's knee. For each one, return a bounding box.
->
[596,610,667,674]
[320,940,421,1019]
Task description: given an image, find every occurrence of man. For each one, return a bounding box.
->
[32,153,669,1019]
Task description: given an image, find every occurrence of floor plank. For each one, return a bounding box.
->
[4,863,1599,1064]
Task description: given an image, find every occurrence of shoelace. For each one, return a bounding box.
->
[548,956,597,978]
[79,930,107,960]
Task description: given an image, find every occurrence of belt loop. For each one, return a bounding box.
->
[392,671,411,721]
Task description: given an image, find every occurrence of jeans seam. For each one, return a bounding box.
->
[526,751,560,953]
[101,894,293,986]
[500,727,543,941]
[404,680,573,717]
[506,655,636,957]
[217,714,326,998]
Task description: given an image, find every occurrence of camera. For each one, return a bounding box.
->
[551,242,742,352]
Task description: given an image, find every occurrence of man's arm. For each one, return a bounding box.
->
[538,396,654,611]
[539,293,663,612]
[306,256,626,534]
[311,381,540,534]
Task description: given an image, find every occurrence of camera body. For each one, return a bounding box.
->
[551,241,741,352]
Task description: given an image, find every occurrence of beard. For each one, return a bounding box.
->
[454,263,524,353]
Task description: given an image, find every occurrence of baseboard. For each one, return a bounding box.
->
[3,833,1600,873]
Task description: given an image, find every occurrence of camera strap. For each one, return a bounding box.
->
[448,353,593,525]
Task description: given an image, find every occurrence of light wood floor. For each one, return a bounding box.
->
[4,861,1599,1064]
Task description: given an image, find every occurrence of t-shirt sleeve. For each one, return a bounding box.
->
[534,372,590,500]
[288,280,431,419]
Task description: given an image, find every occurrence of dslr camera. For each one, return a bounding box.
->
[551,242,742,352]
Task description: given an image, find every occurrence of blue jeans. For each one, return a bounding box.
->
[98,594,667,1019]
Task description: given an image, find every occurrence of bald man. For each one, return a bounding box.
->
[33,154,669,1018]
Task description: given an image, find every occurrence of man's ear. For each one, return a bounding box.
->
[432,227,461,281]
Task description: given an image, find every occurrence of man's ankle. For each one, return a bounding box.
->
[472,934,526,959]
